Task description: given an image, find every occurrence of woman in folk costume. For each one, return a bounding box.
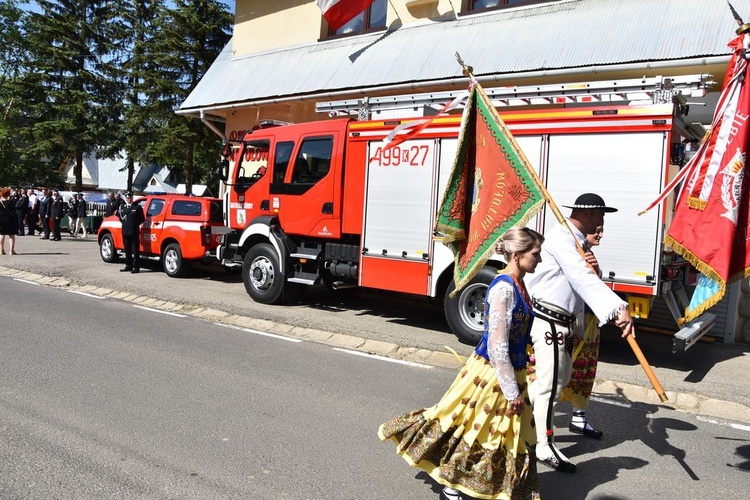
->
[378,227,544,500]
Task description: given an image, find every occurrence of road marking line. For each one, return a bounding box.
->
[696,415,750,432]
[68,290,105,299]
[590,396,632,408]
[13,278,40,286]
[332,348,433,369]
[133,305,187,317]
[213,322,303,343]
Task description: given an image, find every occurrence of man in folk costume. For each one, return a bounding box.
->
[558,223,606,437]
[525,192,634,473]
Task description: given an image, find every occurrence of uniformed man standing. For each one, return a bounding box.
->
[49,190,64,241]
[118,192,145,274]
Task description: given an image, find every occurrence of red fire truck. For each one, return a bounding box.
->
[216,75,716,349]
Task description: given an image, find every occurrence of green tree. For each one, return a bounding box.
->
[147,0,232,195]
[118,0,165,192]
[0,0,26,185]
[21,0,125,192]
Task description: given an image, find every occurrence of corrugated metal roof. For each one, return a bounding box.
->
[181,0,750,112]
[95,154,133,190]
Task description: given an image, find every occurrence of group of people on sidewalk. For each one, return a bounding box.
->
[0,187,96,254]
[379,193,634,500]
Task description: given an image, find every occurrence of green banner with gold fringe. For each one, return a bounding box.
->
[435,83,545,292]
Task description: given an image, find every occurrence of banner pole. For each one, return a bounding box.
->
[532,152,668,401]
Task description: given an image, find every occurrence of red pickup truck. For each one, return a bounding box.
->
[97,194,228,277]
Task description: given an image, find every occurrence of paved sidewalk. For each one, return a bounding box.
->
[1,236,749,425]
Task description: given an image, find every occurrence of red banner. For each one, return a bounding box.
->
[665,32,750,323]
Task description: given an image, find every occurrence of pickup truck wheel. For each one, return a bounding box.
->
[99,233,119,263]
[243,243,285,304]
[163,243,188,278]
[444,267,497,345]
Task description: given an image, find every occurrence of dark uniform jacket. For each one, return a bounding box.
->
[50,196,65,219]
[119,203,145,237]
[105,197,116,217]
[76,198,87,218]
[39,195,51,221]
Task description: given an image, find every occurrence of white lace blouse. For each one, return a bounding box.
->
[486,280,521,401]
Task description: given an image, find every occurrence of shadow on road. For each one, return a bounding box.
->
[599,324,750,383]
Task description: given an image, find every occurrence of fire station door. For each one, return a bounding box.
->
[360,139,437,295]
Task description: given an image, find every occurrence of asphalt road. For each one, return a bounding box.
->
[1,277,750,499]
[3,232,750,416]
[3,235,465,354]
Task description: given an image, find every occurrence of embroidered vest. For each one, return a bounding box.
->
[474,273,534,370]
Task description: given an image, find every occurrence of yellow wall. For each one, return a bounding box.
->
[224,101,320,138]
[234,0,325,56]
[233,0,460,56]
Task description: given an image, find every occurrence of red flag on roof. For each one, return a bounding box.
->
[663,29,750,323]
[316,0,376,31]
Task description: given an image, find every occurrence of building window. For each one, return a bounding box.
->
[328,0,387,37]
[468,0,556,12]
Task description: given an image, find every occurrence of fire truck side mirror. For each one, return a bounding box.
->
[219,159,229,182]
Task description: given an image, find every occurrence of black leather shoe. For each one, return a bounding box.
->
[538,454,577,473]
[120,268,132,272]
[569,422,603,439]
[131,269,140,274]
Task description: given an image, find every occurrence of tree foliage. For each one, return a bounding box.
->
[147,0,232,195]
[0,0,232,193]
[20,0,125,192]
[118,0,165,192]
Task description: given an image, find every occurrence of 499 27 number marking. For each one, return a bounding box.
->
[369,144,430,167]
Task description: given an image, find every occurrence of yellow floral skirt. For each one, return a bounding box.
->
[559,313,600,409]
[378,353,540,500]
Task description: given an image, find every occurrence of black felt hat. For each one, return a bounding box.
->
[562,193,618,213]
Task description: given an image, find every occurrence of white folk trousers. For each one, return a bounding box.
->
[528,316,575,447]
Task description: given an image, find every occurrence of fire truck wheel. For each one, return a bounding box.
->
[243,243,285,304]
[444,266,496,345]
[163,243,189,278]
[99,233,119,263]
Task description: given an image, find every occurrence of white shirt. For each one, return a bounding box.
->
[526,219,626,331]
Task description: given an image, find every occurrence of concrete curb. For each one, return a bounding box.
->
[3,265,749,425]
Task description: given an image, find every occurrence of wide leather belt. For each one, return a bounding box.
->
[532,298,576,328]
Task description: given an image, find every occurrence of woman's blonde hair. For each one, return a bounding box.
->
[495,226,544,260]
